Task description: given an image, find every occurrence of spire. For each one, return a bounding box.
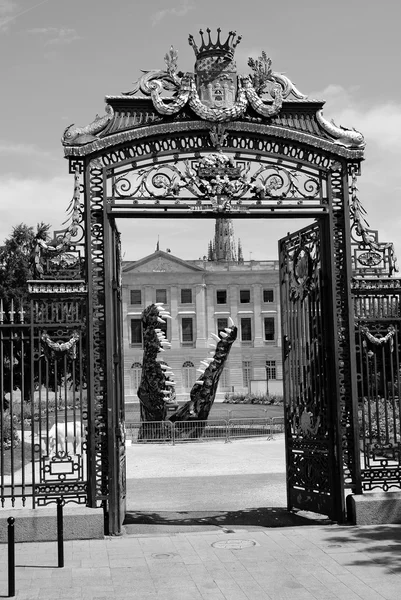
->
[238,239,244,264]
[208,240,213,261]
[208,218,237,262]
[155,236,160,252]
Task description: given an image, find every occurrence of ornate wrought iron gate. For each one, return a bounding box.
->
[279,220,342,520]
[2,26,390,532]
[353,278,401,491]
[0,286,87,508]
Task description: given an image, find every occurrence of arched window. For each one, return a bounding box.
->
[182,361,196,389]
[131,362,142,392]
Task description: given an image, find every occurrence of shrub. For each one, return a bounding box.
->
[223,392,283,405]
[10,401,34,423]
[359,397,400,443]
[1,411,19,450]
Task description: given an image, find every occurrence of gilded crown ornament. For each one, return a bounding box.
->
[188,28,242,59]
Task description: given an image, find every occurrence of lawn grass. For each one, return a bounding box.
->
[2,442,33,475]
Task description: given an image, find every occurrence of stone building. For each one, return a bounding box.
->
[122,219,283,402]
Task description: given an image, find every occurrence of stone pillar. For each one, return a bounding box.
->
[253,283,263,345]
[144,285,153,306]
[229,284,238,329]
[195,283,207,347]
[206,285,215,339]
[170,286,179,346]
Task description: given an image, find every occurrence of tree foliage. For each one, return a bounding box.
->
[0,223,51,406]
[0,222,50,307]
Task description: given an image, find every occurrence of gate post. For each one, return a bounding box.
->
[327,163,362,521]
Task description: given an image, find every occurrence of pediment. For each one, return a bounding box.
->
[123,250,204,274]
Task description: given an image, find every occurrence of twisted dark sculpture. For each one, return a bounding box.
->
[137,304,237,439]
[169,319,237,438]
[137,303,174,439]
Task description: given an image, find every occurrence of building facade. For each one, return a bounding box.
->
[122,222,282,402]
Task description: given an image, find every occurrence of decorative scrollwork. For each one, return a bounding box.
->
[33,165,85,280]
[349,165,398,275]
[111,151,322,211]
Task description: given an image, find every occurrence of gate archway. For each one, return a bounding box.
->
[63,29,367,533]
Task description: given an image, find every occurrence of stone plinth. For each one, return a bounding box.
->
[0,505,104,543]
[348,492,401,525]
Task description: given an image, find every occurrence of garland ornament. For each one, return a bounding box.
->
[361,325,396,352]
[41,330,80,358]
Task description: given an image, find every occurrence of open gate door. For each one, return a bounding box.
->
[279,220,341,520]
[104,219,126,534]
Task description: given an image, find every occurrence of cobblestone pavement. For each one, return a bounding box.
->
[2,524,401,599]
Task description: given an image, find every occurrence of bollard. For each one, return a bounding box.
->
[57,499,64,568]
[8,517,15,598]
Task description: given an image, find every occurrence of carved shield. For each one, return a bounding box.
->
[195,56,238,109]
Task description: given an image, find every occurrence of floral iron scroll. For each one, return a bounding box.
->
[112,152,321,212]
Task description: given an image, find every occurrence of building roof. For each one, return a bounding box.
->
[123,250,205,274]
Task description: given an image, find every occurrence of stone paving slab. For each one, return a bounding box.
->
[1,524,401,599]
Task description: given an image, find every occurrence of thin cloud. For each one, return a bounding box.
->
[313,84,401,152]
[0,140,53,158]
[27,26,81,45]
[151,0,194,26]
[0,174,73,244]
[0,0,17,31]
[0,0,53,32]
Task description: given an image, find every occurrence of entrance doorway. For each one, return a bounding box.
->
[34,28,368,533]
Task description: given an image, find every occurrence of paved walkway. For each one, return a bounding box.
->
[2,524,401,599]
[2,437,401,599]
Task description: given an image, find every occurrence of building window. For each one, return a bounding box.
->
[264,317,275,341]
[263,289,274,303]
[183,361,196,389]
[240,289,251,303]
[181,317,194,344]
[266,360,277,380]
[242,361,252,388]
[130,319,143,346]
[241,318,252,342]
[216,289,227,304]
[131,362,142,392]
[156,289,167,304]
[181,288,192,304]
[219,367,230,391]
[130,289,142,305]
[217,317,228,333]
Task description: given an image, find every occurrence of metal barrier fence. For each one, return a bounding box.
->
[126,417,285,444]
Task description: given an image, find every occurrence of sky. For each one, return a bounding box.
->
[1,0,400,262]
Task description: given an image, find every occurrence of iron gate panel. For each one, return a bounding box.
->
[354,280,401,491]
[0,292,88,508]
[279,220,338,519]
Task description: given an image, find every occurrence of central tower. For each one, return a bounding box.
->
[208,218,243,262]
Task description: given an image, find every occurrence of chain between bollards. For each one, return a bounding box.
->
[57,498,64,568]
[8,516,15,598]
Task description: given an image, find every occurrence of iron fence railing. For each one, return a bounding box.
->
[0,298,88,510]
[125,417,285,444]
